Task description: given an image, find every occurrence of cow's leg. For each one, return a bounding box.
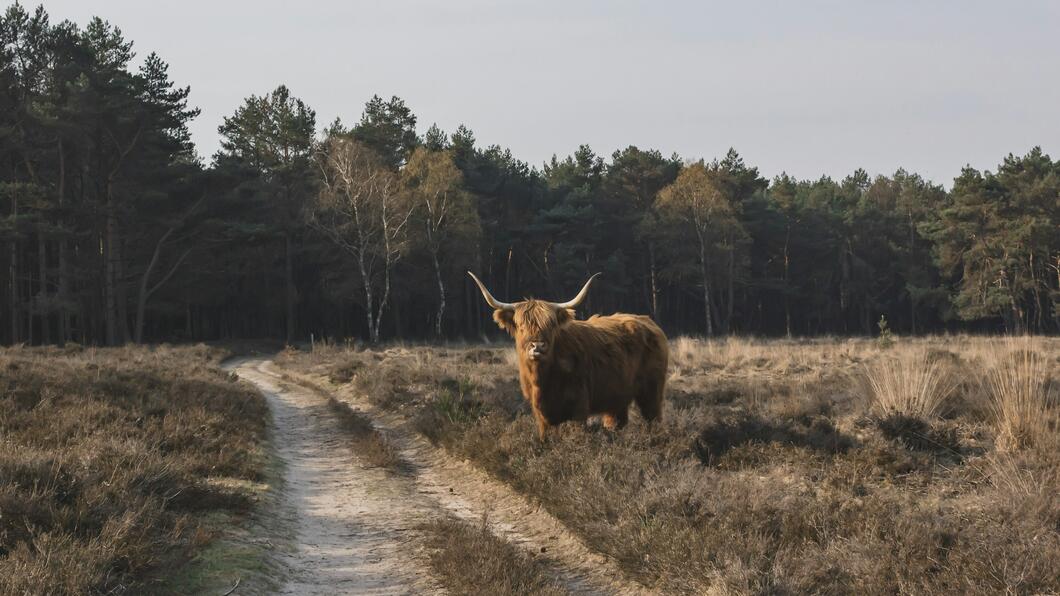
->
[601,409,628,431]
[635,377,664,423]
[533,409,551,440]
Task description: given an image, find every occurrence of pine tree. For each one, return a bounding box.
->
[351,95,418,169]
[217,85,316,343]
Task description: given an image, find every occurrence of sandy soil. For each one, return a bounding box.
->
[231,357,650,595]
[231,359,442,595]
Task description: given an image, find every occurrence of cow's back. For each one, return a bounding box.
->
[563,313,668,413]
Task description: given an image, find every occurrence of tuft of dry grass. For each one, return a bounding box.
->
[986,341,1057,451]
[864,348,956,419]
[421,514,567,596]
[985,449,1060,525]
[0,344,268,595]
[327,397,406,469]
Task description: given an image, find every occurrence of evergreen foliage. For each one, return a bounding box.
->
[1,4,1057,344]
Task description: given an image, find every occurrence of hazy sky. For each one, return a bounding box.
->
[37,1,1060,185]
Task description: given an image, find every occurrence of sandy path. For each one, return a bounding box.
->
[229,359,442,595]
[231,356,652,595]
[265,363,655,596]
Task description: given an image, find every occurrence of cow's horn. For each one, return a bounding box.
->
[550,273,601,309]
[467,271,516,311]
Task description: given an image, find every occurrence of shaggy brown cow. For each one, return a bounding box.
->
[468,271,669,438]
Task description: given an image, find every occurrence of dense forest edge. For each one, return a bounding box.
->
[2,4,1058,346]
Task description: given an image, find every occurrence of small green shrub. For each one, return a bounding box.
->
[877,315,895,349]
[434,377,485,425]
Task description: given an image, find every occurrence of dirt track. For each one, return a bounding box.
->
[230,359,442,595]
[229,357,651,596]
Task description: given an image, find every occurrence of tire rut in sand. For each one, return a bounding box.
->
[264,362,655,596]
[230,359,442,595]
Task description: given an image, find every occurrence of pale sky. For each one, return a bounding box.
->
[36,0,1060,185]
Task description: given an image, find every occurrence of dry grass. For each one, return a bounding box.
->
[327,397,406,469]
[864,348,957,419]
[421,514,567,596]
[985,449,1060,525]
[0,344,268,595]
[986,339,1057,451]
[277,336,1060,595]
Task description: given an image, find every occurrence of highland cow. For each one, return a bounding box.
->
[468,272,669,438]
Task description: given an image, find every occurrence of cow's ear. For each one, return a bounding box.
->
[556,308,575,324]
[493,309,516,335]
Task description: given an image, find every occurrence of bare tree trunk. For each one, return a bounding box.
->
[104,184,119,346]
[726,234,735,335]
[431,248,445,337]
[284,232,296,344]
[343,192,379,343]
[37,231,49,344]
[371,187,408,344]
[135,239,191,343]
[356,246,376,343]
[505,245,513,299]
[908,217,917,335]
[9,187,19,344]
[134,289,147,343]
[116,232,130,344]
[134,195,203,343]
[58,239,68,343]
[1053,254,1060,330]
[374,246,393,344]
[1030,253,1043,333]
[103,125,142,346]
[698,229,713,337]
[783,226,792,338]
[910,297,917,335]
[57,138,70,344]
[649,242,660,321]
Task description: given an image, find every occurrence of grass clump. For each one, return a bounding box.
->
[421,514,566,596]
[416,377,489,443]
[434,377,486,425]
[986,343,1057,451]
[865,348,956,419]
[875,413,962,454]
[327,397,405,469]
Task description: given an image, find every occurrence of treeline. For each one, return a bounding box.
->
[2,4,1058,346]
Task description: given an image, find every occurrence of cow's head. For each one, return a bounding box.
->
[468,271,600,364]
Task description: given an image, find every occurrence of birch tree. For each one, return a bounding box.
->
[402,147,479,336]
[312,136,412,343]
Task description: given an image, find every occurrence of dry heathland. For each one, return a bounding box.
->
[0,345,268,595]
[277,335,1060,596]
